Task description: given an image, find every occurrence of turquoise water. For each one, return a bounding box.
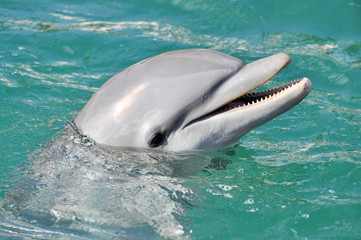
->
[1,0,360,239]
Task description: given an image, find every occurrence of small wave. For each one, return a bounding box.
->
[2,62,102,91]
[3,18,359,69]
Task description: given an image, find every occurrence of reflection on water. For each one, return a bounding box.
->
[1,121,211,239]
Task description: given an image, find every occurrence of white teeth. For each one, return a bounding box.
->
[233,79,302,109]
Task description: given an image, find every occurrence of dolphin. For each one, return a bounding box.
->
[75,49,311,151]
[1,50,311,239]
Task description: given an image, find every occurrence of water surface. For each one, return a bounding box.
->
[1,0,360,239]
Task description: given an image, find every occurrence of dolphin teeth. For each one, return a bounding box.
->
[211,78,303,115]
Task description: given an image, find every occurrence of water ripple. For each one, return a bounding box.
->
[3,18,359,70]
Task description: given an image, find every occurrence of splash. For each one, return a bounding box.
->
[1,121,210,239]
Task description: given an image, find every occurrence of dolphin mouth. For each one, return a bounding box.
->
[186,77,311,127]
[210,78,307,114]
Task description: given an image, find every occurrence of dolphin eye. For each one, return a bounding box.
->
[148,132,164,148]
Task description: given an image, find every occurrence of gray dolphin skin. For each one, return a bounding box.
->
[75,49,311,151]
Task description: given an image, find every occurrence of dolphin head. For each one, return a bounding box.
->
[74,49,311,151]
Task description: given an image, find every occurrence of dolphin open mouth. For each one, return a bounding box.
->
[211,78,308,114]
[181,52,312,128]
[187,77,311,126]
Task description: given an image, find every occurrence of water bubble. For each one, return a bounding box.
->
[224,193,233,198]
[248,208,258,213]
[218,184,233,191]
[207,189,221,196]
[244,199,254,205]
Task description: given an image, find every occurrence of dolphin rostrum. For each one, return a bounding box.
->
[75,49,311,151]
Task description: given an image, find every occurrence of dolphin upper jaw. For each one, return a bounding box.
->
[179,53,293,128]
